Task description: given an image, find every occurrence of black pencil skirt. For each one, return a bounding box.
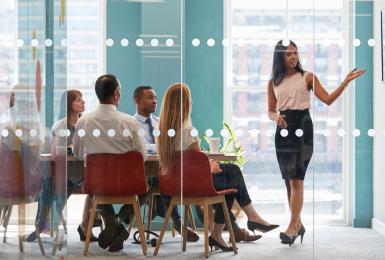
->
[275,109,313,180]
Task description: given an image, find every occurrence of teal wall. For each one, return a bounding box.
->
[107,0,182,116]
[353,1,373,228]
[184,0,224,139]
[107,0,224,137]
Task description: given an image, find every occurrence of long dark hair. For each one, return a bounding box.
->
[271,40,305,86]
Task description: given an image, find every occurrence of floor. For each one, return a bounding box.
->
[1,225,384,259]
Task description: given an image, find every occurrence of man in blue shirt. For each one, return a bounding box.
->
[133,86,199,242]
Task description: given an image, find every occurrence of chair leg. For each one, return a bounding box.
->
[208,205,214,231]
[222,199,237,255]
[84,198,97,256]
[61,213,67,234]
[35,226,46,256]
[203,202,209,258]
[133,197,147,256]
[188,205,197,231]
[18,204,25,253]
[146,192,154,240]
[127,216,135,235]
[3,205,12,243]
[182,205,189,252]
[52,229,60,256]
[154,198,175,256]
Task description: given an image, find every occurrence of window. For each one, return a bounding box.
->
[66,0,104,114]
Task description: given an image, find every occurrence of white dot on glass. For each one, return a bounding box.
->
[337,129,346,137]
[107,129,116,137]
[60,38,67,47]
[45,39,53,47]
[167,129,176,137]
[165,38,174,47]
[353,129,361,137]
[205,129,213,137]
[222,38,229,47]
[31,39,39,47]
[295,129,303,137]
[282,39,290,47]
[122,129,131,137]
[207,38,215,47]
[106,38,114,47]
[150,39,159,47]
[368,129,375,137]
[136,39,144,47]
[58,129,66,137]
[153,129,160,137]
[17,39,24,47]
[368,39,375,47]
[220,129,228,137]
[190,128,199,137]
[121,38,129,47]
[138,128,145,137]
[353,39,361,47]
[77,129,86,137]
[192,38,200,47]
[15,129,23,137]
[235,129,243,137]
[66,129,71,137]
[92,129,100,137]
[1,129,9,137]
[280,129,288,137]
[323,129,330,137]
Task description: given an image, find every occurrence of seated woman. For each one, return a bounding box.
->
[157,83,279,252]
[26,90,101,242]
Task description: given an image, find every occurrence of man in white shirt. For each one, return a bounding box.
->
[133,86,199,242]
[73,74,147,252]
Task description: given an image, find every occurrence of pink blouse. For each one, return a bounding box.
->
[269,72,311,121]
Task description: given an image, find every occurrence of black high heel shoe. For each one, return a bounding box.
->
[247,220,279,233]
[279,232,298,246]
[298,225,305,244]
[77,225,98,242]
[208,236,234,252]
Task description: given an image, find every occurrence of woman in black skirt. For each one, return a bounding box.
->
[267,40,365,245]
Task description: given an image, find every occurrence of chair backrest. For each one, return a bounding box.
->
[83,151,147,197]
[159,150,219,198]
[0,144,41,199]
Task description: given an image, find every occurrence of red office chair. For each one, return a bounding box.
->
[51,153,68,255]
[154,150,238,258]
[82,151,148,256]
[0,144,45,255]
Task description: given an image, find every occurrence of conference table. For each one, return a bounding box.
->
[40,152,237,178]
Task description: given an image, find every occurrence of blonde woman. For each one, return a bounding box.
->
[158,83,278,252]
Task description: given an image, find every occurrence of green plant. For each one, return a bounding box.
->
[203,122,247,170]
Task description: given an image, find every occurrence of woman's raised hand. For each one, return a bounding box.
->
[343,68,366,86]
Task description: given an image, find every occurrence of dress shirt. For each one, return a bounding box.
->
[133,112,159,153]
[73,104,147,163]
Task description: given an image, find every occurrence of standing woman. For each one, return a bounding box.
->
[267,40,365,245]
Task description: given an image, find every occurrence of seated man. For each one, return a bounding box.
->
[73,75,147,252]
[133,86,199,242]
